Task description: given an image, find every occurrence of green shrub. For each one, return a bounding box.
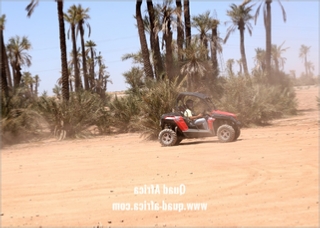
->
[137,79,181,140]
[217,75,297,126]
[1,89,46,146]
[95,108,113,135]
[109,93,141,132]
[0,108,47,145]
[1,87,37,117]
[293,74,318,86]
[36,91,110,139]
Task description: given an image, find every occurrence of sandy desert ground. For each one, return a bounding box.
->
[1,86,319,227]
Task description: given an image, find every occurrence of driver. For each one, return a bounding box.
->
[184,99,208,130]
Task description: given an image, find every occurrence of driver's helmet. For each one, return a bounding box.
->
[186,99,194,109]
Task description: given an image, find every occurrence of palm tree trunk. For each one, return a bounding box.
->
[88,60,92,89]
[30,82,34,94]
[0,70,9,98]
[265,0,272,83]
[239,26,249,75]
[136,0,154,80]
[0,30,8,97]
[5,53,12,88]
[1,30,12,90]
[16,65,22,87]
[79,25,89,90]
[69,78,73,92]
[184,0,191,48]
[4,53,13,88]
[164,15,174,81]
[35,76,38,97]
[274,58,280,73]
[97,57,104,98]
[101,77,106,100]
[211,27,219,81]
[71,25,80,91]
[147,0,164,80]
[200,32,209,60]
[304,56,308,77]
[11,62,17,88]
[0,62,8,98]
[90,48,95,88]
[176,0,184,61]
[57,0,69,101]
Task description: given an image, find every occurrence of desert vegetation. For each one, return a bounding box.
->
[0,0,318,146]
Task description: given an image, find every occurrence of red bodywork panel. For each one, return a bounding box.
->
[211,110,237,119]
[207,117,215,130]
[164,116,189,131]
[174,116,189,131]
[165,116,216,132]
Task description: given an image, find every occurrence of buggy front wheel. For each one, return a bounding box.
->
[217,124,235,143]
[158,129,177,146]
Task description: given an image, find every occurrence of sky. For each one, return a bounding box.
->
[0,0,319,95]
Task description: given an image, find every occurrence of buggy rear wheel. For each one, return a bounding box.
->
[217,124,235,143]
[175,137,183,145]
[234,128,241,141]
[158,129,177,146]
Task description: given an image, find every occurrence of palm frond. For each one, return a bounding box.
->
[26,0,39,17]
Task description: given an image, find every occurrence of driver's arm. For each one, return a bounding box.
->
[184,109,202,120]
[189,113,203,120]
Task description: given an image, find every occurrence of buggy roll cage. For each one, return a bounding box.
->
[175,92,217,112]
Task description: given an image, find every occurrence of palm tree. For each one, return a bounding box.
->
[289,70,296,80]
[95,53,111,99]
[6,35,32,89]
[57,66,74,92]
[180,38,207,91]
[299,44,311,78]
[26,0,69,101]
[136,0,154,80]
[123,67,144,94]
[306,61,314,76]
[175,0,184,61]
[271,41,289,72]
[210,18,222,81]
[184,0,191,48]
[122,51,144,65]
[103,73,112,93]
[67,66,74,92]
[147,0,164,80]
[34,74,40,97]
[76,4,90,90]
[192,11,212,60]
[85,40,96,88]
[0,14,12,96]
[0,14,9,97]
[156,0,175,80]
[226,58,235,76]
[253,47,266,72]
[67,49,83,90]
[64,4,81,91]
[53,84,62,99]
[253,0,287,83]
[22,71,34,96]
[236,59,243,75]
[57,1,70,101]
[224,2,254,75]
